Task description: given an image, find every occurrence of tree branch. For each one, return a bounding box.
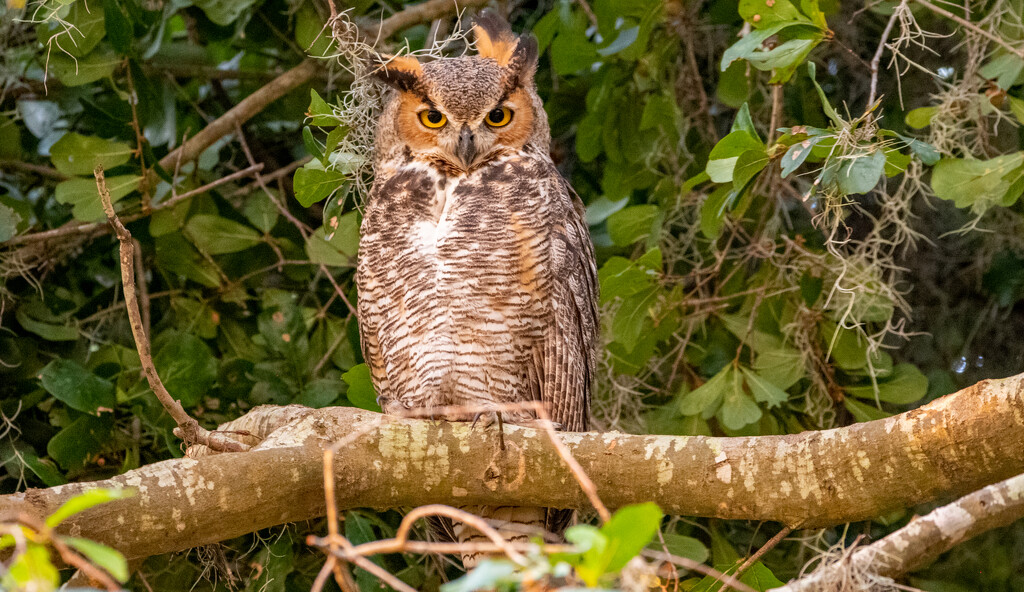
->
[95,166,248,453]
[772,471,1024,591]
[5,374,1024,563]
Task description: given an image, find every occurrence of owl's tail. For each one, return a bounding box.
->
[451,505,549,569]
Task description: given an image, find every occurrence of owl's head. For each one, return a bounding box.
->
[372,11,547,174]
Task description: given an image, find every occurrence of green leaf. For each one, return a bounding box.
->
[302,126,325,163]
[931,152,1024,211]
[0,203,20,242]
[905,106,937,129]
[846,363,928,405]
[979,52,1024,90]
[242,191,279,233]
[343,364,379,411]
[305,213,359,267]
[717,61,751,108]
[781,135,826,178]
[740,561,785,590]
[249,530,294,592]
[718,372,762,430]
[753,347,804,390]
[649,533,709,564]
[551,28,598,75]
[0,440,66,487]
[700,185,737,239]
[298,379,343,408]
[47,415,113,470]
[153,332,217,407]
[192,0,259,26]
[0,114,22,160]
[739,0,808,28]
[601,503,664,572]
[293,160,346,207]
[741,368,789,407]
[50,133,132,177]
[16,307,79,341]
[295,1,336,58]
[679,365,732,416]
[103,0,132,54]
[611,287,659,353]
[732,149,770,190]
[55,174,140,221]
[39,359,116,415]
[707,131,764,183]
[893,132,940,166]
[2,545,59,591]
[184,214,262,254]
[1009,96,1024,125]
[61,537,129,582]
[836,149,886,195]
[806,61,842,127]
[843,396,891,422]
[607,205,662,246]
[49,46,120,87]
[39,0,106,57]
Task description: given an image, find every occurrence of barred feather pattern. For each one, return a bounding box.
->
[357,149,598,567]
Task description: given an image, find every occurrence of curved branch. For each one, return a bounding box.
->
[4,374,1024,562]
[773,471,1024,591]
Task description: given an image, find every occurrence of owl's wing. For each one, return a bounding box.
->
[541,179,599,432]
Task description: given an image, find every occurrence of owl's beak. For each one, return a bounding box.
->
[456,126,477,169]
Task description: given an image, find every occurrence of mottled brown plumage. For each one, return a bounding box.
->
[356,11,598,568]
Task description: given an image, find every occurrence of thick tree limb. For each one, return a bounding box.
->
[772,471,1024,591]
[4,374,1024,563]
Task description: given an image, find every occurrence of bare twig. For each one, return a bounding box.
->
[0,159,68,180]
[94,165,248,453]
[4,164,264,247]
[642,550,759,592]
[532,402,611,524]
[368,0,490,41]
[131,238,150,338]
[912,0,1024,59]
[724,526,793,592]
[767,84,784,145]
[867,5,902,108]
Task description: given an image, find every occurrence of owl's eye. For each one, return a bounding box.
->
[485,107,513,127]
[419,110,447,129]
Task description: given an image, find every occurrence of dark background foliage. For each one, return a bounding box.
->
[2,0,1024,589]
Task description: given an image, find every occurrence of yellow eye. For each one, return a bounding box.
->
[419,109,447,128]
[485,106,513,127]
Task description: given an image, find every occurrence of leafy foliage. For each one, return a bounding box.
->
[2,0,1024,589]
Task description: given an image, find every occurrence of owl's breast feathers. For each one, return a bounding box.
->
[357,153,598,431]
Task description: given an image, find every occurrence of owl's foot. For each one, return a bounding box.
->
[472,410,506,451]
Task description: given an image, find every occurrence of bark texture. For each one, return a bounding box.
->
[772,471,1024,591]
[3,375,1024,562]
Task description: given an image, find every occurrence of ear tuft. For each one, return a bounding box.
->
[474,10,519,67]
[370,54,424,93]
[506,34,538,80]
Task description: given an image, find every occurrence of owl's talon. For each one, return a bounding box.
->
[471,411,506,451]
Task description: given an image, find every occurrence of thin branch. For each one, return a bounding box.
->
[724,526,793,592]
[94,165,248,453]
[867,5,902,108]
[912,0,1024,59]
[369,0,490,40]
[641,550,759,592]
[0,159,68,180]
[4,164,264,247]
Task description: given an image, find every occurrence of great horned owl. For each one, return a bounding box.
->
[356,11,598,567]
